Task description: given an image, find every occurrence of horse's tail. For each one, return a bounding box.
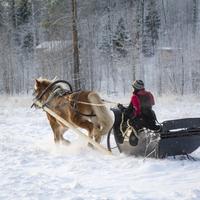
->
[88,92,114,136]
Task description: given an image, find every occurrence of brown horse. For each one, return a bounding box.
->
[33,78,113,145]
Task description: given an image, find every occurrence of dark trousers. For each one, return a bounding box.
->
[129,110,159,131]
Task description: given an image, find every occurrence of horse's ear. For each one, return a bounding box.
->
[35,79,41,88]
[35,79,40,84]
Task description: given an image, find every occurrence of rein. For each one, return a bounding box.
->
[32,79,119,115]
[69,91,96,117]
[68,98,108,107]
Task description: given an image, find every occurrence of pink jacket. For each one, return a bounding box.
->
[131,89,155,117]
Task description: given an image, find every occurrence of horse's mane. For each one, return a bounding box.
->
[37,77,52,84]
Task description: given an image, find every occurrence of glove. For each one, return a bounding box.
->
[117,103,125,111]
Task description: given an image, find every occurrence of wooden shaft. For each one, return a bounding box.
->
[35,101,112,155]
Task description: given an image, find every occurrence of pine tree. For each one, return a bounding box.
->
[192,0,198,36]
[142,0,160,57]
[16,0,33,51]
[16,0,31,26]
[113,17,131,57]
[41,0,69,40]
[0,2,4,27]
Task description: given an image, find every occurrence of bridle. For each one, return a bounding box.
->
[31,80,73,108]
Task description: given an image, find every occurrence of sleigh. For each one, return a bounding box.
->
[107,108,200,159]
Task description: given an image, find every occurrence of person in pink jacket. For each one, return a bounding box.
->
[118,80,158,130]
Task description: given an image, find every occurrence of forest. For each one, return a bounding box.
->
[0,0,200,96]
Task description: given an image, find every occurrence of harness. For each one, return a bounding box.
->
[32,80,96,117]
[120,112,138,143]
[34,80,73,102]
[31,80,73,108]
[68,91,96,117]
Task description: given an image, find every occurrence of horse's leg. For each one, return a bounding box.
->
[93,129,102,143]
[47,114,70,145]
[71,114,102,144]
[74,117,102,144]
[90,117,102,143]
[56,124,70,145]
[88,92,114,139]
[71,114,95,140]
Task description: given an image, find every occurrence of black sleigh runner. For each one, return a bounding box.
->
[107,108,200,159]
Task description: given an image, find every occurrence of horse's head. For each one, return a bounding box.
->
[32,77,73,107]
[31,77,54,108]
[33,78,52,98]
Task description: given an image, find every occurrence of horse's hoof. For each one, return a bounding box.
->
[62,140,71,146]
[88,143,94,149]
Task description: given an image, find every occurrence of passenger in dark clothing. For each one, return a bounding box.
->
[118,80,159,131]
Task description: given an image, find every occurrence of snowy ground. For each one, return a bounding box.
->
[0,95,200,200]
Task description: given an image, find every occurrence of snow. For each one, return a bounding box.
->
[0,95,200,200]
[36,40,71,52]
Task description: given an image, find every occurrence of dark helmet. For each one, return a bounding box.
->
[132,80,144,90]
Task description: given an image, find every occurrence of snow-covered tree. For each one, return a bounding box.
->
[112,17,131,57]
[0,0,200,96]
[142,0,160,57]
